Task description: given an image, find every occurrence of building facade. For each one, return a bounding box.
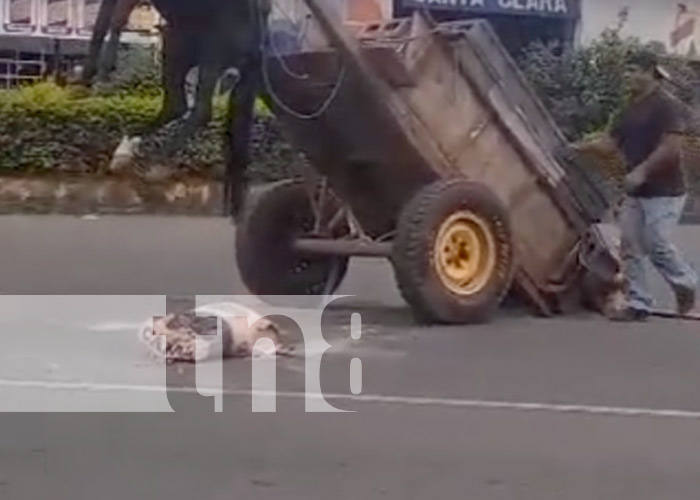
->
[0,0,160,42]
[392,0,582,55]
[324,0,700,60]
[0,0,160,86]
[268,0,581,59]
[3,0,699,88]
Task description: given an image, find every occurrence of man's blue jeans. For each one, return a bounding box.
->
[618,194,698,312]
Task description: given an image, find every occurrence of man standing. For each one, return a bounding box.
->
[583,51,698,321]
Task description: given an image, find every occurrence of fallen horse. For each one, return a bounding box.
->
[138,301,295,363]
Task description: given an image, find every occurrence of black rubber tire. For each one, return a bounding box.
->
[391,179,516,324]
[235,179,349,301]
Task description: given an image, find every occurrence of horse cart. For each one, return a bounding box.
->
[235,3,618,324]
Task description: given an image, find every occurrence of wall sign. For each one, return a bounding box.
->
[4,0,35,32]
[126,3,159,33]
[400,0,580,19]
[78,0,102,33]
[44,0,71,34]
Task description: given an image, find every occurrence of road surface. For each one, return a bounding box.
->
[1,215,700,500]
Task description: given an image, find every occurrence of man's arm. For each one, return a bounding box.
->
[634,131,683,178]
[571,132,619,157]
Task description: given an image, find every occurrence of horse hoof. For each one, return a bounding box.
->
[223,175,248,218]
[228,185,249,222]
[109,136,142,174]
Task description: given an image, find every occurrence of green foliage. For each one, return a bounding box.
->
[0,81,302,180]
[516,15,700,203]
[0,82,160,173]
[517,24,700,141]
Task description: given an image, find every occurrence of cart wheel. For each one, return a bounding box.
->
[235,179,349,301]
[391,179,516,324]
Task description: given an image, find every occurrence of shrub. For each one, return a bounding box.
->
[517,24,700,141]
[516,18,700,200]
[0,81,303,181]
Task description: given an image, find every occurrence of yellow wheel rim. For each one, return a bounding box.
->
[433,211,497,296]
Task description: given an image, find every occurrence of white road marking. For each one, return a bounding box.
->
[1,378,700,420]
[87,321,150,332]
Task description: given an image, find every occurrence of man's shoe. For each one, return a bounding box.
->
[608,307,650,322]
[675,286,696,316]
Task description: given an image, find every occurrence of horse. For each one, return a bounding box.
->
[85,0,272,218]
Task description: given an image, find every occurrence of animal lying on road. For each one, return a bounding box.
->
[138,301,295,363]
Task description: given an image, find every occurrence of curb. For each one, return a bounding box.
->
[0,175,698,223]
[0,176,230,215]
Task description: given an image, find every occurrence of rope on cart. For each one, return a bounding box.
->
[266,0,311,80]
[256,0,347,120]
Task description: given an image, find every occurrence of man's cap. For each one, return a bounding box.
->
[627,49,660,72]
[627,49,673,81]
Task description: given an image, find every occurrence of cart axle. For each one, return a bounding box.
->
[293,238,392,257]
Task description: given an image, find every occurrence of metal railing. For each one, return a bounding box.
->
[0,52,45,87]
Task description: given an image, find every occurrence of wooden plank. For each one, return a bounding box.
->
[513,268,556,317]
[298,1,455,180]
[361,46,414,88]
[456,20,612,222]
[467,21,567,149]
[446,36,589,236]
[435,20,611,224]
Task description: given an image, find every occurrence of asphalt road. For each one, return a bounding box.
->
[1,215,700,500]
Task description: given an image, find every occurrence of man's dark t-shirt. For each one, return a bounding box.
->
[610,87,688,198]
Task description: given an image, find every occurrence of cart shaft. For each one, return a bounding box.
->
[293,238,392,257]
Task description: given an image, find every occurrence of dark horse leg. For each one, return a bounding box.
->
[137,37,222,158]
[80,0,119,86]
[224,56,261,219]
[136,64,222,160]
[176,58,223,135]
[96,28,122,84]
[152,22,193,128]
[129,21,194,140]
[109,20,195,169]
[96,0,140,83]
